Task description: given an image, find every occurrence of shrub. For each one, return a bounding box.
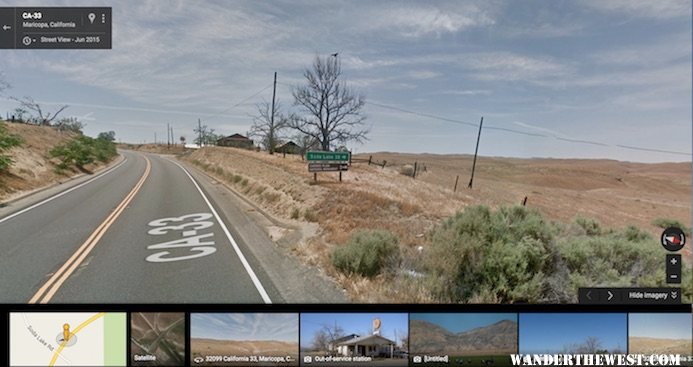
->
[331,229,400,277]
[651,218,691,235]
[423,205,558,303]
[557,228,665,295]
[303,208,318,222]
[290,207,300,219]
[575,216,602,236]
[399,165,415,177]
[50,134,116,169]
[0,122,22,171]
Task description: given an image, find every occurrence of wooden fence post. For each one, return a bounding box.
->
[454,175,459,192]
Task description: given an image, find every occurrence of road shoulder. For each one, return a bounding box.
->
[0,153,126,220]
[176,156,347,303]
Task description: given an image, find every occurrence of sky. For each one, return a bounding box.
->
[190,313,298,342]
[410,313,516,334]
[519,313,627,354]
[0,0,691,162]
[300,313,408,349]
[629,313,692,340]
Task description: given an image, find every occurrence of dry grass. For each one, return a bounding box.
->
[117,143,188,155]
[0,123,103,202]
[629,337,692,355]
[183,147,692,302]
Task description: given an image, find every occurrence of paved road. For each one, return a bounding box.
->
[0,150,341,303]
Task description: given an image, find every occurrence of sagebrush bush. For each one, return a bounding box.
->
[575,216,602,236]
[558,225,667,294]
[331,229,400,277]
[399,165,415,177]
[303,208,318,222]
[421,206,692,303]
[651,218,691,235]
[423,205,558,303]
[0,122,23,171]
[50,134,116,169]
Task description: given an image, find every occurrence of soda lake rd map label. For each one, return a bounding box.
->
[10,312,126,367]
[146,212,217,263]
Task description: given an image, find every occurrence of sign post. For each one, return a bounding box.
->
[307,151,350,182]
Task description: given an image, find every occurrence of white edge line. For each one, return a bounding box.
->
[0,156,128,225]
[168,159,273,304]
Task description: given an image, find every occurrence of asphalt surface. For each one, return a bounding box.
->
[0,150,325,303]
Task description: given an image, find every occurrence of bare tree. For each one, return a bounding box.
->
[11,96,67,126]
[54,117,85,134]
[311,328,330,351]
[290,55,368,151]
[312,323,345,353]
[293,132,318,160]
[564,336,603,354]
[13,107,28,122]
[193,124,219,146]
[248,100,288,154]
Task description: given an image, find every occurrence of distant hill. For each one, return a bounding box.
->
[410,319,517,355]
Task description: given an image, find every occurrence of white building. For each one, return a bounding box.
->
[335,334,396,358]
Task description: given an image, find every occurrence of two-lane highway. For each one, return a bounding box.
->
[0,150,283,303]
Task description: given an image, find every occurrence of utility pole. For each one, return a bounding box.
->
[269,71,277,155]
[167,123,170,148]
[170,125,174,147]
[198,118,202,148]
[154,132,157,145]
[468,116,483,189]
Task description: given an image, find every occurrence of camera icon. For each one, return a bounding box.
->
[413,356,422,364]
[303,356,313,364]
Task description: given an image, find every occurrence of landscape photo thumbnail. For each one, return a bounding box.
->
[190,313,299,366]
[409,313,517,366]
[300,313,408,367]
[519,313,626,354]
[629,313,692,363]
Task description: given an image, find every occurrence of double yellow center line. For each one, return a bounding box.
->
[29,157,151,304]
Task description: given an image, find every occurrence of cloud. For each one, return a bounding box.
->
[406,70,442,80]
[460,52,573,82]
[436,89,492,96]
[583,0,691,19]
[361,3,496,37]
[589,32,691,67]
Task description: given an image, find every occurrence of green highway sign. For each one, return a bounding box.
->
[306,151,350,162]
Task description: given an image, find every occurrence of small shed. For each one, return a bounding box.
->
[276,141,301,154]
[217,133,254,149]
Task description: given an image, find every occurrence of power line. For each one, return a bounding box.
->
[367,100,691,157]
[278,80,690,157]
[204,82,274,122]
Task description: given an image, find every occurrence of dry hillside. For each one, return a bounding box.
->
[182,147,692,302]
[0,122,84,202]
[191,338,299,366]
[629,336,692,355]
[410,319,517,355]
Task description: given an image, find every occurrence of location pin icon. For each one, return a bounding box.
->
[88,13,96,24]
